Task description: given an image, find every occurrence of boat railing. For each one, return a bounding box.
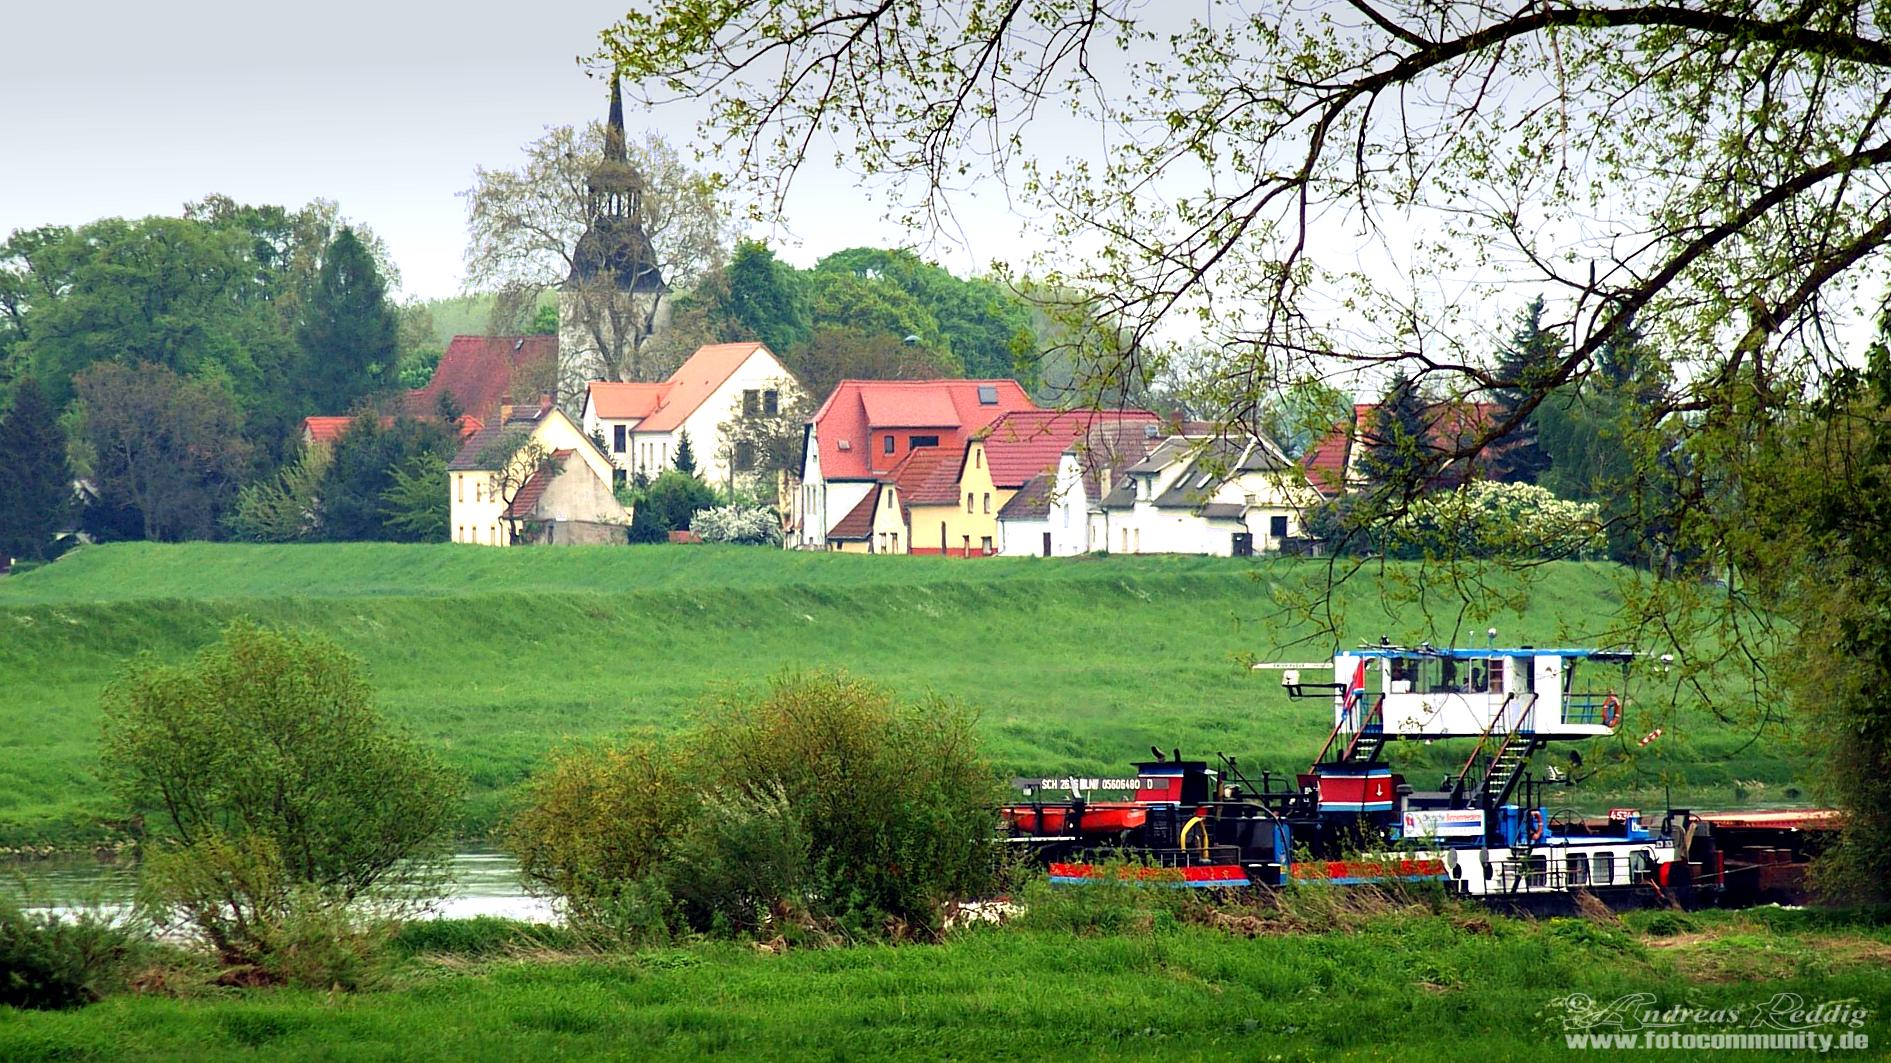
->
[1562,691,1619,726]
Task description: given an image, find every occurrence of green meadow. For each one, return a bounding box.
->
[0,543,1803,848]
[2,906,1887,1062]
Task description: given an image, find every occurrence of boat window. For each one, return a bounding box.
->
[1591,852,1614,885]
[1566,854,1588,886]
[1485,659,1505,693]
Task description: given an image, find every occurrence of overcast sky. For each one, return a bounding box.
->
[0,1,1037,301]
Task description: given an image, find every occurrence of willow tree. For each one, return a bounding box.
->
[601,2,1891,895]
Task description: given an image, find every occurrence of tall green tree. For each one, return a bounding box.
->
[318,414,457,542]
[297,228,399,416]
[4,218,274,411]
[0,378,72,561]
[1486,298,1558,484]
[1357,372,1430,490]
[723,240,811,355]
[74,362,252,542]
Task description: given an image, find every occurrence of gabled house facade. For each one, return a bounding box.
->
[791,379,1035,550]
[998,419,1168,556]
[449,403,628,546]
[581,342,801,493]
[945,409,1159,557]
[1099,434,1321,556]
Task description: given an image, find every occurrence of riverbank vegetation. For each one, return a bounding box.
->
[0,545,1804,849]
[4,898,1889,1061]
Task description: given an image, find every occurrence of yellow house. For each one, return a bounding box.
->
[448,403,629,546]
[923,410,1163,557]
[826,481,910,554]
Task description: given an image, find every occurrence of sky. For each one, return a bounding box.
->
[0,1,1034,301]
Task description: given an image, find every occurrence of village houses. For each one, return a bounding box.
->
[792,379,1035,550]
[581,341,803,494]
[448,402,628,546]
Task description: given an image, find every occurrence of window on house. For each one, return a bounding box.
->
[456,476,463,503]
[735,441,756,472]
[743,389,760,417]
[475,481,483,503]
[1270,515,1288,538]
[966,493,974,513]
[613,425,627,453]
[885,490,895,510]
[891,533,898,552]
[977,385,998,405]
[980,536,993,554]
[975,449,982,468]
[909,435,939,448]
[764,390,779,415]
[884,435,896,455]
[982,493,991,513]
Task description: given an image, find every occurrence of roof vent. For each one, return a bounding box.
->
[1143,425,1160,438]
[837,439,852,451]
[977,385,998,405]
[514,339,524,351]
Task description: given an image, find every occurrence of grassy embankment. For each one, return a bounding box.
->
[1,906,1887,1061]
[0,543,1804,848]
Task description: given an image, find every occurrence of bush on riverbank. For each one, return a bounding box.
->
[99,623,461,982]
[510,672,1002,943]
[0,898,146,1009]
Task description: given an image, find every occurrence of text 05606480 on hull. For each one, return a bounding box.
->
[1002,643,1837,910]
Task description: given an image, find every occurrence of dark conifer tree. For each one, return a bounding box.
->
[0,378,73,561]
[1359,371,1432,490]
[297,228,399,416]
[1488,296,1559,484]
[673,429,698,476]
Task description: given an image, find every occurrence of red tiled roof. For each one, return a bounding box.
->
[827,483,881,541]
[861,388,960,427]
[405,335,558,423]
[587,381,671,420]
[887,445,966,506]
[809,379,1036,480]
[302,416,353,445]
[304,413,482,447]
[975,409,1159,488]
[638,342,774,432]
[503,448,575,519]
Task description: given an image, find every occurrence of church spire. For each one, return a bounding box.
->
[605,76,627,164]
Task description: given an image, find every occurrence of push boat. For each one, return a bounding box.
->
[1001,643,1834,912]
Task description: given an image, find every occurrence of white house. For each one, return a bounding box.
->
[581,342,802,493]
[1097,434,1322,556]
[998,420,1169,556]
[449,403,629,546]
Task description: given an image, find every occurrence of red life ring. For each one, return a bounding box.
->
[1602,694,1622,728]
[1528,808,1547,843]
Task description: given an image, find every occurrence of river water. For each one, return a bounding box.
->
[0,847,557,923]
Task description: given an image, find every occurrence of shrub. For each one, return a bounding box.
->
[510,673,1002,941]
[1387,480,1604,560]
[694,674,1002,931]
[690,505,783,545]
[99,622,461,970]
[0,899,142,1010]
[627,470,719,542]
